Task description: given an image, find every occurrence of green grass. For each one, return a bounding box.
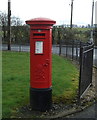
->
[75,27,91,31]
[2,52,30,118]
[52,55,79,103]
[2,51,79,118]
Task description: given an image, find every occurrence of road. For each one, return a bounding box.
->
[2,44,97,67]
[52,45,97,67]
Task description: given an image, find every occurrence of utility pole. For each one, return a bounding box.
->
[90,0,94,43]
[7,0,11,50]
[70,0,74,29]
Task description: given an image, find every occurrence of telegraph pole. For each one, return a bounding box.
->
[90,0,94,43]
[70,0,74,29]
[7,0,11,50]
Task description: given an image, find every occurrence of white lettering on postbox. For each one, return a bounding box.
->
[35,41,43,54]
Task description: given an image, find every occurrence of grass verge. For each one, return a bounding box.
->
[52,55,79,103]
[2,51,79,118]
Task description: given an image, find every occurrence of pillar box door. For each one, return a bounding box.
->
[26,17,56,111]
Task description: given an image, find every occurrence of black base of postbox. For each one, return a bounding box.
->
[30,87,52,111]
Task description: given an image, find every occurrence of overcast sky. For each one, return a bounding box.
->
[0,0,97,25]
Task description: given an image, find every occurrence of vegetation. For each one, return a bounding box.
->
[52,26,93,44]
[1,11,96,46]
[52,55,79,103]
[2,52,30,118]
[2,52,79,118]
[0,11,29,44]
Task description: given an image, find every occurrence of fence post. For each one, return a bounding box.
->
[66,43,68,57]
[58,30,62,56]
[90,44,94,85]
[78,45,83,101]
[79,41,82,64]
[72,40,74,60]
[76,40,78,60]
[59,39,62,56]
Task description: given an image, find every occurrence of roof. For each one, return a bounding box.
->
[25,17,56,25]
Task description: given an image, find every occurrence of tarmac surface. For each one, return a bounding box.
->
[66,104,96,118]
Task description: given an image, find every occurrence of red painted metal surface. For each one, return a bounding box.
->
[26,18,56,89]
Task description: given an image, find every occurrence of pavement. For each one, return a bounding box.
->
[65,104,96,118]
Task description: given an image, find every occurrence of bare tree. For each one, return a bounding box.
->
[0,11,8,42]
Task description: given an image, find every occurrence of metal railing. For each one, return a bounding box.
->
[53,40,94,100]
[79,43,94,99]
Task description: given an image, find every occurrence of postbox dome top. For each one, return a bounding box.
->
[26,17,56,26]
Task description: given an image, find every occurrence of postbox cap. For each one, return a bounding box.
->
[26,17,56,26]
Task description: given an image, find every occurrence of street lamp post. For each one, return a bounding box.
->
[90,0,94,43]
[70,0,74,29]
[7,0,11,50]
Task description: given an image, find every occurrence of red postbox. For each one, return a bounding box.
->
[26,17,56,111]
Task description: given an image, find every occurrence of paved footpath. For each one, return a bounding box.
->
[65,104,96,119]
